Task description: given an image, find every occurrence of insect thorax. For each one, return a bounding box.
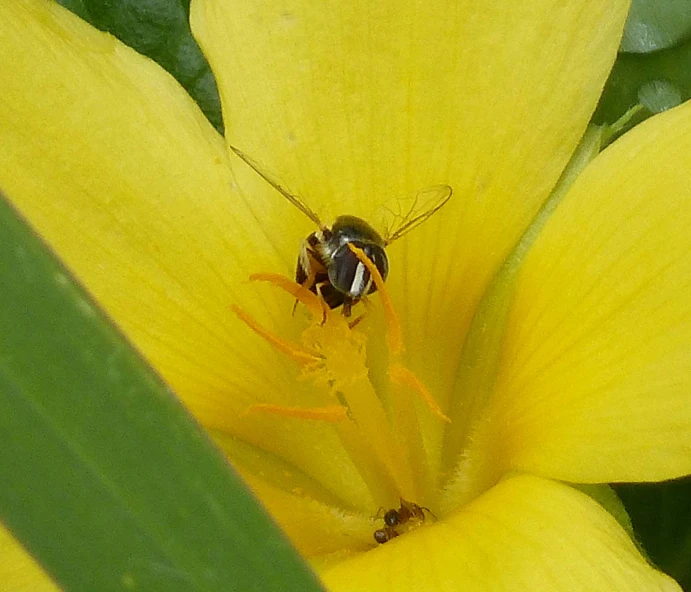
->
[295,216,389,312]
[331,215,385,248]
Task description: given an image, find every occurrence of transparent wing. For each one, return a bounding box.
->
[229,145,325,229]
[381,184,453,245]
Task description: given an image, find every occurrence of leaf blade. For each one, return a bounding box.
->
[0,193,324,592]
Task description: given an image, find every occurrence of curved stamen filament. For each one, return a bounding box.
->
[346,244,404,355]
[245,403,349,422]
[389,364,451,423]
[347,243,448,422]
[250,272,324,319]
[231,304,320,364]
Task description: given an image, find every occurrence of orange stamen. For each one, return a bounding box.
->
[249,272,324,319]
[292,266,318,316]
[231,304,320,364]
[346,244,448,423]
[347,243,404,355]
[389,363,451,423]
[245,403,349,423]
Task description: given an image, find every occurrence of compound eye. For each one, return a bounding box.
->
[328,242,390,298]
[367,245,389,292]
[327,243,370,297]
[384,509,399,527]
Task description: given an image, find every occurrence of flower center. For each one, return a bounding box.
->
[233,245,448,517]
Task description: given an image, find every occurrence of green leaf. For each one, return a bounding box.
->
[620,0,691,54]
[0,193,323,592]
[615,479,691,592]
[593,36,691,128]
[55,0,224,133]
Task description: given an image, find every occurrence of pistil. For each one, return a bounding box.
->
[233,251,449,510]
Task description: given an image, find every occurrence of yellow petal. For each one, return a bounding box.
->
[0,526,59,592]
[0,1,370,508]
[192,0,629,473]
[481,100,691,484]
[234,468,374,558]
[321,474,679,592]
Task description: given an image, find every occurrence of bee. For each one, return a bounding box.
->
[230,146,452,316]
[373,498,433,544]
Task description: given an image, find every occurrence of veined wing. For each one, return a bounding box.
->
[381,184,453,245]
[229,145,325,230]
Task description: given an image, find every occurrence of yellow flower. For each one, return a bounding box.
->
[1,0,690,590]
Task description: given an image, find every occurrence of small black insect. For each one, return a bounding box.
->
[230,145,452,316]
[373,498,433,544]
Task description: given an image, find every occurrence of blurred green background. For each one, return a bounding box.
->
[50,0,691,589]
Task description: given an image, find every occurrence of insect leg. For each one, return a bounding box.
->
[293,239,321,314]
[342,296,353,318]
[313,281,332,324]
